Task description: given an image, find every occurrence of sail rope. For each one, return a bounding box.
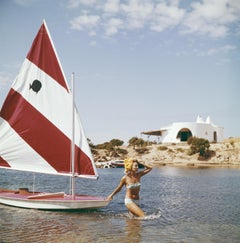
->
[32,173,36,194]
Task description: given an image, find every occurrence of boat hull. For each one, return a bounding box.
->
[110,163,124,168]
[0,190,109,210]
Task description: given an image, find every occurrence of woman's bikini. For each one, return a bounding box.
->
[126,182,141,189]
[125,182,141,205]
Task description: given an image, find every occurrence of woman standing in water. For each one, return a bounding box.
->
[107,158,152,217]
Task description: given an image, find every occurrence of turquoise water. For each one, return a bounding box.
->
[0,167,240,242]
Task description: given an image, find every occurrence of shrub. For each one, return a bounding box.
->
[176,148,185,153]
[95,138,124,151]
[116,148,128,155]
[168,148,174,153]
[91,149,99,155]
[158,146,168,151]
[188,137,211,159]
[110,139,124,147]
[128,137,146,148]
[187,136,193,145]
[229,140,235,148]
[135,147,149,154]
[95,142,114,150]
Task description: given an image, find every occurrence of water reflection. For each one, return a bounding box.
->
[1,167,240,242]
[125,218,142,242]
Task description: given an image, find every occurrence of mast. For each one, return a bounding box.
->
[71,72,75,199]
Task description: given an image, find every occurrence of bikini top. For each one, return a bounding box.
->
[126,182,141,189]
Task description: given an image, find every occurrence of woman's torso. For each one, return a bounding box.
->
[125,174,141,200]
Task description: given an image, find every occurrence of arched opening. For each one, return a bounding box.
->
[213,131,217,142]
[177,128,192,142]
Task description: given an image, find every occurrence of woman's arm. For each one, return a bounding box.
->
[107,176,126,201]
[138,162,152,176]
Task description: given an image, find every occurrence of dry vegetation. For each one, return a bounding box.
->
[93,138,240,168]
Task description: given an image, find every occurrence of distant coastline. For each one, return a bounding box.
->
[94,137,240,169]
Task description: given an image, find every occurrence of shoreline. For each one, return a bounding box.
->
[149,160,240,169]
[94,138,240,169]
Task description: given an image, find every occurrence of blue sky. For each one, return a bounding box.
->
[0,0,240,144]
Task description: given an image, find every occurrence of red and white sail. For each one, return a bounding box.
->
[0,21,98,179]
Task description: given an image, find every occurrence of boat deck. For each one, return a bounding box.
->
[0,189,106,201]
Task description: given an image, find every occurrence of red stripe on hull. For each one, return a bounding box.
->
[26,23,68,91]
[0,89,95,176]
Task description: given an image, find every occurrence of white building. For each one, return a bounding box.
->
[142,116,224,143]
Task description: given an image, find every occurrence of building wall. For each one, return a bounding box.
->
[160,122,224,143]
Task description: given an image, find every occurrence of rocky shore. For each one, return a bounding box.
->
[94,138,240,168]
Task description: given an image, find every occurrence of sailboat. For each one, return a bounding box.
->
[0,21,109,210]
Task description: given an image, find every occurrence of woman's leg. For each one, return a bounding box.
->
[125,202,145,217]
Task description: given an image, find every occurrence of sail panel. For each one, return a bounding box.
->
[26,21,68,92]
[0,117,58,174]
[0,86,95,176]
[0,21,98,178]
[11,59,73,140]
[0,156,11,168]
[0,90,71,174]
[75,113,98,176]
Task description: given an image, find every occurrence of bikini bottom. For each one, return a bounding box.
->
[124,198,140,206]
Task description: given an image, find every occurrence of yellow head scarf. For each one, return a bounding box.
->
[124,158,133,173]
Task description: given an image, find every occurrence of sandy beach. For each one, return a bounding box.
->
[94,138,240,168]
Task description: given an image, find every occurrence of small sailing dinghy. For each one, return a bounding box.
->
[0,21,109,210]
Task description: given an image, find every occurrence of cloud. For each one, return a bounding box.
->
[67,0,96,8]
[182,0,240,38]
[69,14,100,31]
[121,0,154,29]
[103,0,120,14]
[104,18,123,36]
[150,2,185,32]
[67,0,240,39]
[196,48,221,56]
[176,44,237,57]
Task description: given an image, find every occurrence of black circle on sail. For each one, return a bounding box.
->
[29,79,42,94]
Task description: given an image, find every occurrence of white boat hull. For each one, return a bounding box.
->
[0,190,109,210]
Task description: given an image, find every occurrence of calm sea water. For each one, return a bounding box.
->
[0,167,240,243]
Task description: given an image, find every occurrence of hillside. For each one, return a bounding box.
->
[93,138,240,168]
